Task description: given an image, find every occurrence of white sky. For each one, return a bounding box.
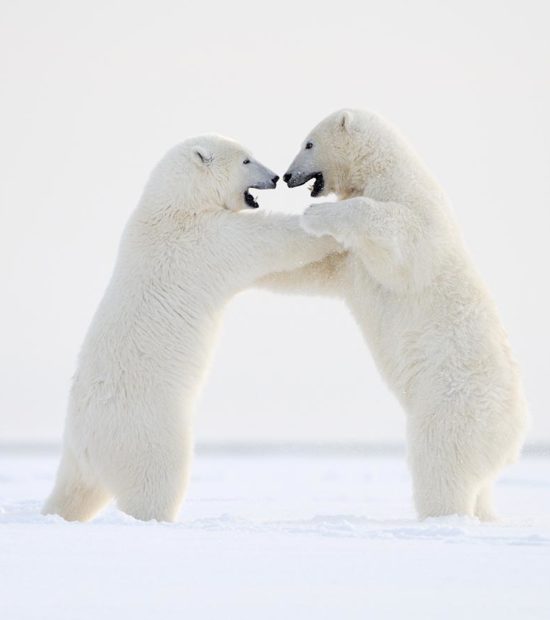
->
[1,0,549,444]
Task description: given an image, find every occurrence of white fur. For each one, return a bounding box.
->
[42,135,338,522]
[262,110,528,520]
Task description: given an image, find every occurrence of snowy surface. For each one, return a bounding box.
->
[1,449,549,619]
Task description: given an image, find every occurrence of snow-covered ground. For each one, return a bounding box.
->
[1,448,549,619]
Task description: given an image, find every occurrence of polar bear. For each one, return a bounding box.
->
[42,135,338,522]
[263,109,528,520]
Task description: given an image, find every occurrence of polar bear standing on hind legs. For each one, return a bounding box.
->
[265,109,528,520]
[42,135,338,523]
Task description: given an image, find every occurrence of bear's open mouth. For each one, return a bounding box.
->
[287,171,325,197]
[309,172,325,197]
[244,190,259,209]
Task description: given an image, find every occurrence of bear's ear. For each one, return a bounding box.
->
[339,110,353,132]
[194,146,213,166]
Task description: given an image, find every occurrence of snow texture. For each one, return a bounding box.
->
[1,449,549,619]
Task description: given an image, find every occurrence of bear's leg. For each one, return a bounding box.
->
[301,198,412,258]
[117,492,180,522]
[410,463,478,519]
[411,474,478,518]
[113,440,193,523]
[474,480,497,522]
[407,428,479,519]
[42,450,111,521]
[301,202,350,242]
[116,472,188,522]
[256,251,347,298]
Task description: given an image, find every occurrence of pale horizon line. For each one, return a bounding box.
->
[1,441,548,458]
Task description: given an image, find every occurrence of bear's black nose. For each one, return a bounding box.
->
[272,175,279,186]
[283,172,292,184]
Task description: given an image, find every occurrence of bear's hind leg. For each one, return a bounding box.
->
[475,480,497,522]
[412,472,478,519]
[408,428,479,519]
[42,451,111,521]
[116,489,181,523]
[115,469,188,522]
[113,440,193,523]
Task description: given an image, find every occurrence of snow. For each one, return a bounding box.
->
[1,448,549,619]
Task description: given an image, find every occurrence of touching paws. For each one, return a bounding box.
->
[300,202,341,238]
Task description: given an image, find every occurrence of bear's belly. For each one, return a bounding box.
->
[346,273,426,397]
[346,263,521,418]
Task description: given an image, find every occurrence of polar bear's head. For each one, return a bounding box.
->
[148,135,279,213]
[283,109,394,200]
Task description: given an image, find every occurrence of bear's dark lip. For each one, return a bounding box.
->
[244,190,259,209]
[244,177,279,209]
[287,171,324,197]
[309,172,325,197]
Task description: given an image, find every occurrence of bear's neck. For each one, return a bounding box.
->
[337,137,443,205]
[137,171,221,219]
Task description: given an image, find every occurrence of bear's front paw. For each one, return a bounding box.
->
[300,203,340,238]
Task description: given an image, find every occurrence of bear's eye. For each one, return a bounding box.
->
[305,142,313,150]
[243,159,250,165]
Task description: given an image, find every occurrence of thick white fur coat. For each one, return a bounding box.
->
[264,110,528,519]
[43,136,337,522]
